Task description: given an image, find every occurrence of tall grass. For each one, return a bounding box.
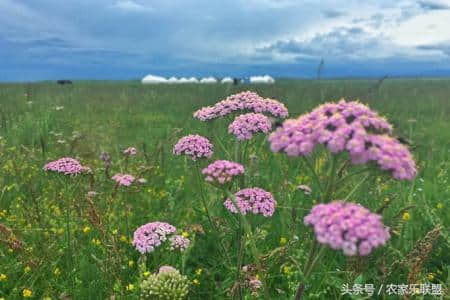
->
[0,79,448,299]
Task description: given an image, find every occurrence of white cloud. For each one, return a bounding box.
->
[111,0,153,12]
[386,10,450,46]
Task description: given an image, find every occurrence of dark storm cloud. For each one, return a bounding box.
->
[322,10,345,18]
[257,27,383,60]
[417,43,450,55]
[417,0,450,10]
[1,0,450,81]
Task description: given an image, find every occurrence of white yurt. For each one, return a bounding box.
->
[221,77,234,84]
[167,77,179,84]
[141,74,167,84]
[250,75,275,84]
[200,77,218,84]
[264,75,275,84]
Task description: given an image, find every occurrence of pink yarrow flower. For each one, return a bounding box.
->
[132,222,177,254]
[193,91,288,121]
[268,99,417,180]
[112,173,135,186]
[202,160,245,184]
[169,235,190,251]
[304,201,391,256]
[43,157,83,175]
[228,113,272,140]
[158,265,178,274]
[123,147,137,156]
[224,187,276,217]
[173,134,213,160]
[249,278,262,292]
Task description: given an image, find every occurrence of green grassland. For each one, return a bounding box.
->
[0,79,449,299]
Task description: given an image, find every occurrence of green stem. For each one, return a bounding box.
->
[305,245,326,276]
[65,189,74,297]
[193,163,231,264]
[225,190,270,300]
[194,163,215,228]
[301,239,318,280]
[295,154,339,299]
[234,139,240,163]
[334,167,372,187]
[323,154,338,202]
[60,177,81,298]
[343,173,371,202]
[234,223,245,300]
[212,128,232,159]
[239,141,249,188]
[295,244,326,300]
[301,156,323,196]
[181,252,186,275]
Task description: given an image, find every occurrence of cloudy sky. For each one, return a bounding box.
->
[1,0,450,81]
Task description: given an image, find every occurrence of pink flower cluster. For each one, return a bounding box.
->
[249,278,262,292]
[202,160,245,184]
[43,157,83,175]
[228,113,272,140]
[173,135,214,160]
[193,91,288,121]
[132,221,177,254]
[169,235,190,251]
[304,201,391,256]
[112,173,135,186]
[268,99,417,180]
[224,188,276,217]
[123,147,137,155]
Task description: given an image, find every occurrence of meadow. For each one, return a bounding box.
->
[0,79,449,299]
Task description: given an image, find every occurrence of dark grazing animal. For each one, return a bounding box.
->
[233,78,240,85]
[57,80,73,85]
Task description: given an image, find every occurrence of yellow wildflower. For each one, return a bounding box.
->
[283,266,291,274]
[23,288,32,298]
[402,212,410,221]
[82,226,91,234]
[128,260,134,267]
[92,238,101,246]
[427,273,434,281]
[24,266,31,273]
[181,231,189,238]
[120,235,127,242]
[54,268,61,276]
[436,203,443,209]
[0,273,7,281]
[192,279,200,285]
[195,268,203,276]
[126,284,134,291]
[279,237,287,245]
[143,271,150,277]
